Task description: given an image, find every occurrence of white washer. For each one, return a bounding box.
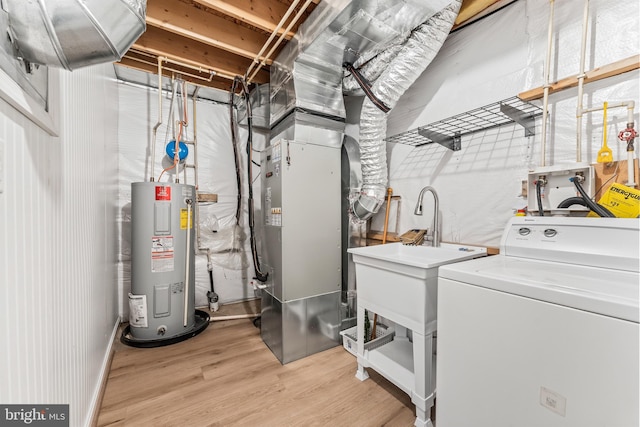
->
[436,217,639,427]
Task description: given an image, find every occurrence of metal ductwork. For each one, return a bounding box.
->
[269,0,453,125]
[268,0,460,221]
[350,1,462,221]
[4,0,146,70]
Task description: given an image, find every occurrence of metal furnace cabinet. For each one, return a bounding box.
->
[260,113,343,364]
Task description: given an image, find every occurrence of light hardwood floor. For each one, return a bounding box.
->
[97,316,416,426]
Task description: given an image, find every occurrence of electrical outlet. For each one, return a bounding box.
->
[521,180,527,197]
[540,386,567,417]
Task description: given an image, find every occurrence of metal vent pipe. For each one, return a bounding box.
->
[349,1,461,221]
[4,0,146,70]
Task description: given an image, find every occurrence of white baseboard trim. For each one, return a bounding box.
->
[85,316,120,427]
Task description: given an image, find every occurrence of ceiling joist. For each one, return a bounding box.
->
[193,0,297,38]
[115,0,514,92]
[146,0,272,63]
[132,25,270,83]
[118,54,233,91]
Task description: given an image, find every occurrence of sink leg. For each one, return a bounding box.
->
[355,359,369,381]
[413,409,434,427]
[412,332,435,427]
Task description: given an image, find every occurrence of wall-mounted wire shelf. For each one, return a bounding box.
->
[386,96,543,151]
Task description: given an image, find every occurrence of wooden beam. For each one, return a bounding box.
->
[519,55,640,101]
[193,0,296,38]
[146,0,272,63]
[455,0,505,26]
[131,26,270,83]
[116,56,233,91]
[593,159,640,197]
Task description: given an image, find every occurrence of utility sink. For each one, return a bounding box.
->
[348,242,487,427]
[348,243,487,334]
[349,242,487,271]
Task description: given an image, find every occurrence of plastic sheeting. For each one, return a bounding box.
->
[378,0,638,247]
[117,82,266,317]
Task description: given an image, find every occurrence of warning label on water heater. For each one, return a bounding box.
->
[155,186,171,200]
[151,236,174,272]
[180,209,193,229]
[128,293,148,327]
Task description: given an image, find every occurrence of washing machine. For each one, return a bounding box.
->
[436,217,639,427]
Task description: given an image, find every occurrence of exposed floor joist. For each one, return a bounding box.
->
[118,54,232,91]
[193,0,297,38]
[146,0,273,63]
[116,0,513,92]
[132,25,270,83]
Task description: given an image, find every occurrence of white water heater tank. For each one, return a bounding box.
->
[129,182,197,341]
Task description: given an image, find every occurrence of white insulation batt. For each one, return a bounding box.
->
[370,0,639,246]
[117,82,266,316]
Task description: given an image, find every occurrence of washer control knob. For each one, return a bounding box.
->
[544,228,557,238]
[518,227,531,236]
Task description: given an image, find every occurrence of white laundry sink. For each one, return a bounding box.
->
[348,243,487,334]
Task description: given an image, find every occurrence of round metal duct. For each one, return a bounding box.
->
[4,0,146,70]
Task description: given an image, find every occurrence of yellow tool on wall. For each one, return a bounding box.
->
[597,101,613,163]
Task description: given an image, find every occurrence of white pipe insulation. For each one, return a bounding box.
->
[540,0,555,168]
[575,0,590,163]
[183,199,192,327]
[349,1,462,221]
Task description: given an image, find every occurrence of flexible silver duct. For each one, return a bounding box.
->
[270,0,452,125]
[342,37,407,95]
[4,0,146,70]
[350,1,461,221]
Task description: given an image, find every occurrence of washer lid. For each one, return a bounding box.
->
[439,255,639,323]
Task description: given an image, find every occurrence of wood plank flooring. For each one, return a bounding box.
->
[97,317,416,426]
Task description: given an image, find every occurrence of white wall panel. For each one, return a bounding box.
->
[382,0,639,247]
[0,63,119,426]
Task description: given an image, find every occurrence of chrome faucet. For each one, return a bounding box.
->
[414,186,440,247]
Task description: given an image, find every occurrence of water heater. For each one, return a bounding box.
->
[123,182,209,347]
